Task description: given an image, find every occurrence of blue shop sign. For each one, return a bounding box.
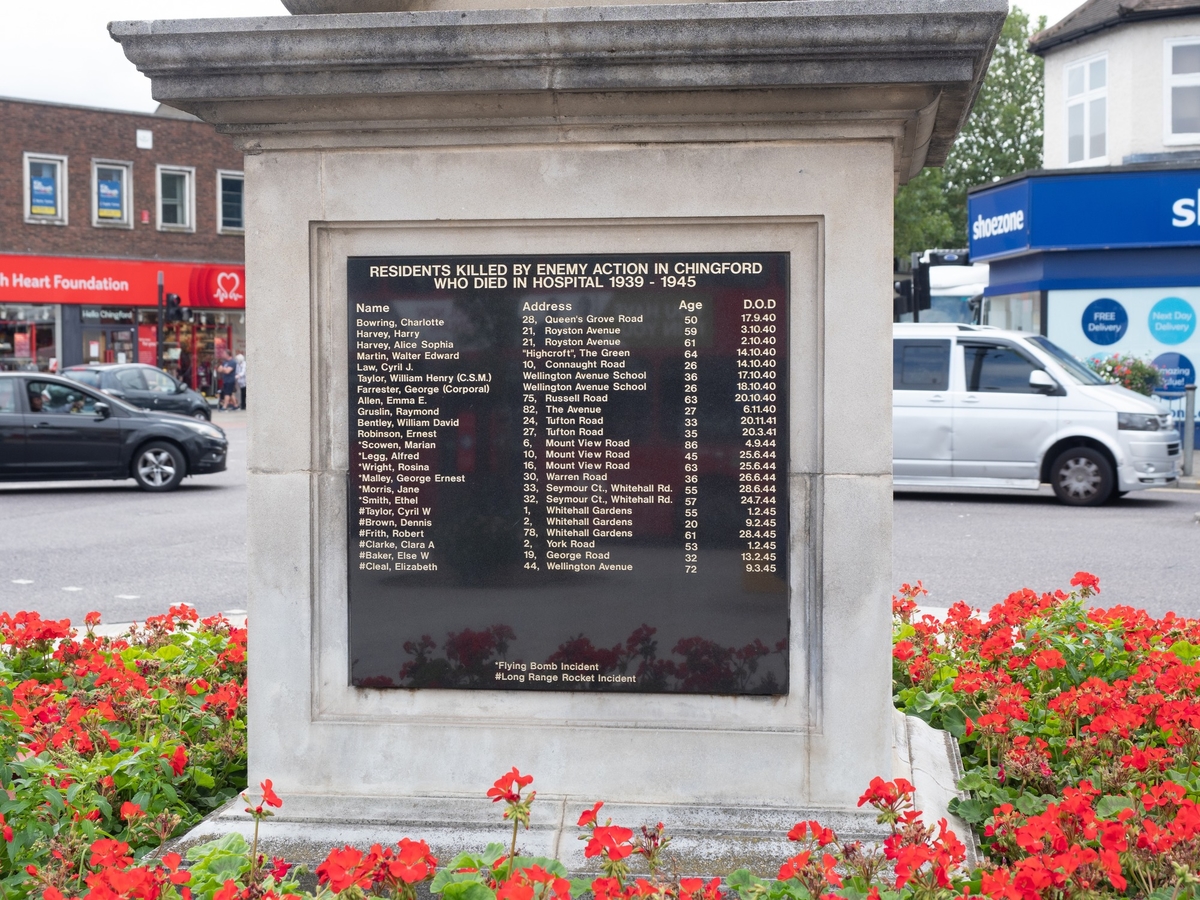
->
[969,169,1200,262]
[1152,351,1195,398]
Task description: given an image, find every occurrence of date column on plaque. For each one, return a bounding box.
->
[346,253,790,695]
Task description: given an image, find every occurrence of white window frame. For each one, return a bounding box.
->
[1064,52,1108,166]
[1165,37,1200,145]
[91,159,134,229]
[156,164,196,232]
[23,152,68,225]
[216,169,245,234]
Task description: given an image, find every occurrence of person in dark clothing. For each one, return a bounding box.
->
[217,349,239,410]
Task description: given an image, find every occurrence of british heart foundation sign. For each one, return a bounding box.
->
[0,253,246,309]
[189,266,245,308]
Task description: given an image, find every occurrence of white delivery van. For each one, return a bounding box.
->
[893,323,1179,505]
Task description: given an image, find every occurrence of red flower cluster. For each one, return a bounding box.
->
[489,767,534,806]
[29,843,189,900]
[0,606,247,897]
[316,838,439,899]
[893,574,1200,897]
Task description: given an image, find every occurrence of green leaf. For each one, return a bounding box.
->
[940,704,968,738]
[440,881,496,900]
[948,798,991,824]
[193,769,216,789]
[956,771,991,792]
[1095,795,1135,818]
[1014,793,1047,816]
[156,644,186,662]
[431,870,487,893]
[1168,640,1200,663]
[481,843,507,866]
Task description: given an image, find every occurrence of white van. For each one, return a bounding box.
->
[893,323,1179,505]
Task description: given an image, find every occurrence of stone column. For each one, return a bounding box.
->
[112,0,1003,869]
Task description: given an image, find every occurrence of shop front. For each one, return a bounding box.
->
[969,165,1200,423]
[0,253,245,393]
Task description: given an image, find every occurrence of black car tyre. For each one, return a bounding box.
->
[132,442,187,492]
[1050,447,1114,506]
[191,409,211,421]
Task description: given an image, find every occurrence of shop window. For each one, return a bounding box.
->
[23,153,68,225]
[1066,54,1106,165]
[156,165,195,232]
[91,159,133,228]
[0,304,57,372]
[1167,39,1200,143]
[217,170,245,233]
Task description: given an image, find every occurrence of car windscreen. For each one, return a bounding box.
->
[1026,336,1108,386]
[64,369,102,388]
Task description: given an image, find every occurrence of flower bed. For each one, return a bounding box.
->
[892,574,1200,896]
[3,575,1199,900]
[0,607,246,899]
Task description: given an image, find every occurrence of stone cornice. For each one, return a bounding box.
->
[110,0,1006,181]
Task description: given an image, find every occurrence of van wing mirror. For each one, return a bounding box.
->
[1029,369,1058,393]
[94,402,111,419]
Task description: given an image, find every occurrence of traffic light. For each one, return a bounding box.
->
[893,278,913,319]
[165,293,185,322]
[910,249,970,319]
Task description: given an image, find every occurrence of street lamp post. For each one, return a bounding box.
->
[1185,384,1196,477]
[156,271,165,369]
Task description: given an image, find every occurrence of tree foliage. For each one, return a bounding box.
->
[894,7,1046,258]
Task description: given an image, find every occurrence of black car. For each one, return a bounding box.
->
[63,363,212,420]
[0,373,227,491]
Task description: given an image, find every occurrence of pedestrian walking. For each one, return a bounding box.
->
[236,353,247,410]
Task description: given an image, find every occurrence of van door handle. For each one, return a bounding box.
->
[32,421,52,428]
[961,395,980,404]
[927,394,946,403]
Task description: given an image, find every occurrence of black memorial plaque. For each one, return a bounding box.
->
[348,253,789,694]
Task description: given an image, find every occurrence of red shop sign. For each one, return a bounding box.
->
[0,253,246,309]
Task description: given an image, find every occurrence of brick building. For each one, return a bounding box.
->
[0,97,246,391]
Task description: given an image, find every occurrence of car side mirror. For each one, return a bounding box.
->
[177,381,188,393]
[1029,369,1058,393]
[94,402,111,419]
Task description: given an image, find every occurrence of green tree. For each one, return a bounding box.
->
[894,7,1046,258]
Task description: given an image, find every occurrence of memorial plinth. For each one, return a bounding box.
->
[112,0,1004,871]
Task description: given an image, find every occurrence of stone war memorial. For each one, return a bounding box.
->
[113,0,1005,871]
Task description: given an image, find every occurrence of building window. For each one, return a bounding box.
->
[156,165,195,232]
[1167,39,1200,143]
[91,159,133,228]
[217,170,245,233]
[23,153,68,225]
[1066,54,1107,164]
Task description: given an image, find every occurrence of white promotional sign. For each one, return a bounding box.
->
[1046,287,1200,396]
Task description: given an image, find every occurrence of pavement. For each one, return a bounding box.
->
[0,410,247,623]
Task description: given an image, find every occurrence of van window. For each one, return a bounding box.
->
[893,339,950,391]
[965,344,1039,393]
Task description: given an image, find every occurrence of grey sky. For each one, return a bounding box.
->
[1,0,1083,115]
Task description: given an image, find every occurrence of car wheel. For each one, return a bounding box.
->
[191,409,211,421]
[1050,447,1114,506]
[132,442,187,492]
